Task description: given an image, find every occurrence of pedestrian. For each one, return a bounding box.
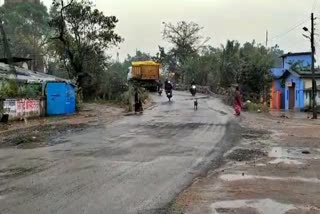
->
[234,86,242,116]
[134,88,143,113]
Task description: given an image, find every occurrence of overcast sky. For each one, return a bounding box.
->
[36,0,320,60]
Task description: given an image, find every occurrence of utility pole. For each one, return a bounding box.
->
[266,30,268,47]
[311,13,317,119]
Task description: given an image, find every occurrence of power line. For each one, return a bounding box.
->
[270,18,309,41]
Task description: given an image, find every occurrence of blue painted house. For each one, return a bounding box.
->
[270,52,320,111]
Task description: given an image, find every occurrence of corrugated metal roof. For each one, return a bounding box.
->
[280,52,311,58]
[0,57,32,63]
[0,62,73,84]
[277,69,320,79]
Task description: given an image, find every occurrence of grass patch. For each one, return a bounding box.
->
[243,102,269,113]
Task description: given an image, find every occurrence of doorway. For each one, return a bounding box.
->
[289,83,295,110]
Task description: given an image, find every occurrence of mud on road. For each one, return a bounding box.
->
[0,92,238,214]
[0,123,97,149]
[0,103,123,149]
[170,112,320,214]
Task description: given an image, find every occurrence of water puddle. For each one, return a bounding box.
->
[220,174,320,183]
[268,158,304,165]
[269,147,289,158]
[256,163,267,166]
[211,198,295,214]
[269,147,320,160]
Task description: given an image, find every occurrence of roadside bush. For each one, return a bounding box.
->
[0,80,43,99]
[243,102,268,113]
[18,84,42,98]
[0,79,19,98]
[76,87,83,111]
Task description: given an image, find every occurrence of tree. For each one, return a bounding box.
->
[181,47,220,86]
[270,44,284,67]
[0,2,50,71]
[125,50,151,62]
[97,62,128,100]
[219,40,242,87]
[162,21,209,82]
[49,0,122,98]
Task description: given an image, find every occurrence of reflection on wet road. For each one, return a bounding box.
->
[0,91,235,214]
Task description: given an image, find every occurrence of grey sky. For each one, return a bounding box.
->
[41,0,320,60]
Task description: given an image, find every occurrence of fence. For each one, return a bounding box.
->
[2,98,45,121]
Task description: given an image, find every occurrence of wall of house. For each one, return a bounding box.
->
[303,79,320,108]
[304,91,320,108]
[304,79,320,89]
[2,98,45,121]
[284,74,304,110]
[270,82,275,109]
[283,55,312,70]
[304,90,311,108]
[271,68,285,77]
[270,79,283,109]
[317,92,320,105]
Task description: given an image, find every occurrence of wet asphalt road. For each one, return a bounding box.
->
[0,91,237,214]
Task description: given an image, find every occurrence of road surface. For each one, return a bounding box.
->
[0,91,238,214]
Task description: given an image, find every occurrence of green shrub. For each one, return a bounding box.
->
[244,102,269,112]
[0,80,19,98]
[18,84,42,98]
[76,87,83,111]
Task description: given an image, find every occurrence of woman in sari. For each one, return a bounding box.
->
[234,86,242,116]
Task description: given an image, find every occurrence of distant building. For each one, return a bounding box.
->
[270,52,320,111]
[4,0,40,5]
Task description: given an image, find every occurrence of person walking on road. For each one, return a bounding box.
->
[234,86,242,116]
[134,88,143,113]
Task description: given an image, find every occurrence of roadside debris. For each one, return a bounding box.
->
[280,114,289,119]
[226,148,266,162]
[0,103,124,148]
[302,150,311,154]
[0,123,91,149]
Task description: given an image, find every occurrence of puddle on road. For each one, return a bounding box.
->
[268,158,304,165]
[256,163,267,166]
[269,147,320,160]
[219,174,320,184]
[269,147,289,158]
[0,123,92,149]
[211,198,295,214]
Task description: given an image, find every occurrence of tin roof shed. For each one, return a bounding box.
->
[0,62,73,84]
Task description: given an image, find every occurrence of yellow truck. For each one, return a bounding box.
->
[128,61,160,91]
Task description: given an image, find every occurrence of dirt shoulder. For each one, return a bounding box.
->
[170,112,320,214]
[0,103,124,148]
